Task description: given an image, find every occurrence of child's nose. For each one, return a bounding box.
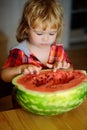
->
[42,34,49,42]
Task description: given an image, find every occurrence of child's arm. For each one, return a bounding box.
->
[0,64,41,82]
[53,44,73,71]
[0,66,21,82]
[0,48,42,82]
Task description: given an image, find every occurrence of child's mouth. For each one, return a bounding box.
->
[40,43,49,46]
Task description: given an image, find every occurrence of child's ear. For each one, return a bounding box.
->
[26,27,30,33]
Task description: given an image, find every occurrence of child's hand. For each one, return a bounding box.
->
[19,64,42,75]
[53,60,70,72]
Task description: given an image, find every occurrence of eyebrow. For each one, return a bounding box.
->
[30,27,57,33]
[33,30,57,33]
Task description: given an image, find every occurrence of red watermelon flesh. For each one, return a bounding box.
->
[16,70,86,92]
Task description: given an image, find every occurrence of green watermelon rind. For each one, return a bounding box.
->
[13,77,87,115]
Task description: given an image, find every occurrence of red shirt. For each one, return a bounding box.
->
[3,42,72,69]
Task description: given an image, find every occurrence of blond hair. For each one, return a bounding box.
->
[16,0,63,42]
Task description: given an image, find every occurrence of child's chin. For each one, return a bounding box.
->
[40,44,50,46]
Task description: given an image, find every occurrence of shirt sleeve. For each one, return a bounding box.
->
[56,44,73,67]
[2,49,24,68]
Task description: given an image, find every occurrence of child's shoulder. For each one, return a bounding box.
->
[11,41,30,56]
[12,41,27,49]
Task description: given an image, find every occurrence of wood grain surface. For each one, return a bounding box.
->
[0,98,87,130]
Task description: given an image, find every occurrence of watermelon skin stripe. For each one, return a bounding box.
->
[13,81,87,115]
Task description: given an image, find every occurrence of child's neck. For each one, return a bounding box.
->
[29,44,51,64]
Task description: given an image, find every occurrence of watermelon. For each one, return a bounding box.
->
[12,69,87,116]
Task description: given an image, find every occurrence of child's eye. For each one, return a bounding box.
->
[49,32,57,35]
[37,33,43,35]
[36,32,43,35]
[49,33,55,35]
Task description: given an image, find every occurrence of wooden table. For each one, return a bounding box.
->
[0,99,87,130]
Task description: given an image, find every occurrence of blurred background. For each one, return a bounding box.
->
[0,0,87,111]
[0,0,87,70]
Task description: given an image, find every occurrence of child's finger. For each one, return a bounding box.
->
[27,65,42,74]
[34,66,42,74]
[23,68,30,74]
[53,61,62,72]
[62,61,70,69]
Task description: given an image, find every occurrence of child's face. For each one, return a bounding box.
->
[29,26,57,47]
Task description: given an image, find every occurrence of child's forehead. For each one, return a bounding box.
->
[32,23,58,31]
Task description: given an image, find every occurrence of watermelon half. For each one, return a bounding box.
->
[12,69,87,116]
